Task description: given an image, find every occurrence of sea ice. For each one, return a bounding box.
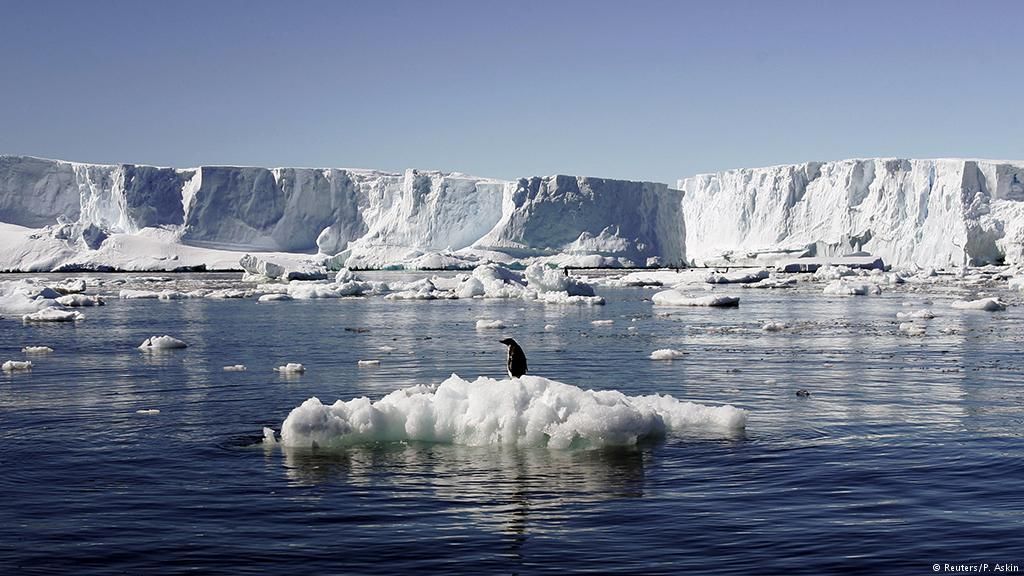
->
[276,374,747,449]
[275,363,306,374]
[223,364,247,371]
[138,335,188,350]
[475,319,506,330]
[950,297,1008,311]
[55,294,104,307]
[23,308,84,322]
[822,280,882,296]
[650,349,686,360]
[652,290,740,307]
[2,360,32,372]
[22,346,53,353]
[357,360,381,366]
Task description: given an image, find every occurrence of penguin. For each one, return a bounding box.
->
[499,338,528,378]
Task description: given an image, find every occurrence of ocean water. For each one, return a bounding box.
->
[1,273,1023,574]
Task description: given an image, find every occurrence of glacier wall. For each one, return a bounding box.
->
[679,158,1024,268]
[0,156,683,269]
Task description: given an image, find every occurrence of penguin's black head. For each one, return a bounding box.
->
[499,338,517,346]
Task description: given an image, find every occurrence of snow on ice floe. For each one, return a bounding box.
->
[705,268,770,284]
[950,297,1008,311]
[275,363,306,374]
[270,374,746,450]
[22,346,53,353]
[650,349,686,360]
[223,364,247,371]
[54,278,87,294]
[23,308,84,322]
[138,335,188,350]
[652,290,740,307]
[2,360,32,372]
[257,293,293,303]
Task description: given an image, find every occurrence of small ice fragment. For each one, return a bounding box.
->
[475,319,506,329]
[764,379,777,385]
[650,349,685,360]
[22,346,54,354]
[262,427,278,445]
[223,364,247,372]
[2,360,33,372]
[544,324,556,331]
[380,345,396,353]
[896,309,935,319]
[138,335,188,350]
[627,326,638,332]
[591,319,614,326]
[762,321,786,332]
[136,409,160,415]
[275,363,306,374]
[357,359,381,366]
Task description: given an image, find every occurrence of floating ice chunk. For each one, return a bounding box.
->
[813,265,858,281]
[23,346,54,353]
[380,345,396,353]
[705,268,770,284]
[136,409,161,415]
[652,290,740,307]
[23,308,84,322]
[275,363,306,374]
[591,319,614,326]
[544,324,556,331]
[262,427,278,445]
[357,359,381,366]
[119,289,160,299]
[898,322,926,336]
[138,335,188,350]
[536,291,605,305]
[2,360,32,372]
[762,321,787,332]
[476,319,506,329]
[258,293,293,303]
[896,309,935,319]
[743,277,797,289]
[206,289,252,299]
[822,280,882,296]
[525,263,596,296]
[223,364,247,371]
[950,297,1007,311]
[54,278,87,294]
[278,374,747,449]
[650,349,686,360]
[56,294,104,307]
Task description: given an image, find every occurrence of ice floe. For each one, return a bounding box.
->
[650,349,686,360]
[138,335,188,350]
[275,363,306,374]
[23,308,84,322]
[950,297,1008,311]
[652,290,740,307]
[2,360,32,372]
[272,374,747,449]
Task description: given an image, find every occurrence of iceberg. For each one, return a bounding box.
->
[138,335,188,350]
[274,374,747,449]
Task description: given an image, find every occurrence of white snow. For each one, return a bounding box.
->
[275,374,747,449]
[138,335,188,350]
[652,290,740,307]
[950,297,1008,311]
[650,349,686,360]
[2,360,32,372]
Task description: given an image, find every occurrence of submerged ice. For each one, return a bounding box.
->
[273,374,747,450]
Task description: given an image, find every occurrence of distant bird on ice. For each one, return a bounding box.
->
[499,338,528,378]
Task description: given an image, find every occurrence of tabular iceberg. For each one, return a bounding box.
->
[0,156,685,271]
[679,158,1024,268]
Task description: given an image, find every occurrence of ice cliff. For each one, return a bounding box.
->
[0,156,683,271]
[2,155,1024,272]
[679,158,1024,268]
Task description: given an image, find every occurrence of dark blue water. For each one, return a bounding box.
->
[1,273,1022,574]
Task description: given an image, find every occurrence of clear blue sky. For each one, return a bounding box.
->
[1,0,1021,184]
